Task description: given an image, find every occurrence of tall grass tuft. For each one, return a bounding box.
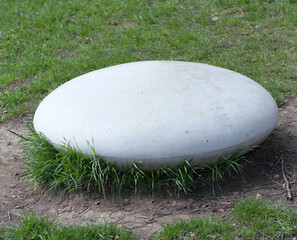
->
[200,149,254,195]
[16,124,253,197]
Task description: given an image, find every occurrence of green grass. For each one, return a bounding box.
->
[0,211,137,240]
[1,0,297,121]
[154,198,297,239]
[232,198,297,239]
[15,124,250,198]
[153,217,237,240]
[1,198,296,239]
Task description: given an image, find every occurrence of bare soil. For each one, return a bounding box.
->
[1,97,297,239]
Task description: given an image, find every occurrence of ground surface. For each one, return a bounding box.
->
[0,97,297,239]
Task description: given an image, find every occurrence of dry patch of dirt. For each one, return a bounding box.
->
[1,97,297,239]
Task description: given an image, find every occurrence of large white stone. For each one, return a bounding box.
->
[34,61,278,169]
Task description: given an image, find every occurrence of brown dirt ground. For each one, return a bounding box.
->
[1,96,297,239]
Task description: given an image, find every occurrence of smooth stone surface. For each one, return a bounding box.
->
[34,61,278,169]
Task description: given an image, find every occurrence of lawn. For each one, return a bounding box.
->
[1,0,296,122]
